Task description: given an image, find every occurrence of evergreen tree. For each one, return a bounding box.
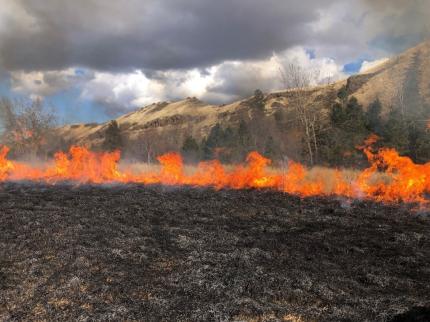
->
[414,130,430,163]
[274,109,284,128]
[343,97,367,132]
[201,123,225,160]
[237,120,252,155]
[330,102,346,126]
[321,97,369,166]
[254,89,264,100]
[365,98,383,134]
[337,85,348,103]
[382,107,410,155]
[102,120,123,151]
[220,126,236,163]
[263,136,279,161]
[181,135,200,162]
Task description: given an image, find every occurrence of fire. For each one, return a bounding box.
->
[1,136,430,204]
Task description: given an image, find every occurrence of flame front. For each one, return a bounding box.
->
[1,137,430,204]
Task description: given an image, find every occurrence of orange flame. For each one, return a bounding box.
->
[0,136,430,204]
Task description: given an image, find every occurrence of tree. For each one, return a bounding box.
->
[237,120,252,158]
[0,97,57,158]
[263,136,279,161]
[337,85,348,102]
[252,89,265,111]
[330,102,346,126]
[414,130,430,163]
[102,120,123,151]
[343,97,367,132]
[321,95,369,166]
[181,135,200,162]
[201,123,225,160]
[382,107,409,155]
[365,98,383,134]
[135,133,155,163]
[282,64,322,165]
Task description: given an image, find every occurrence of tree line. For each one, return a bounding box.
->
[3,81,430,168]
[319,85,430,166]
[180,85,430,167]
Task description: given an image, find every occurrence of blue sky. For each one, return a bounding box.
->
[48,89,111,125]
[0,77,110,124]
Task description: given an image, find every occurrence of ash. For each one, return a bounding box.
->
[0,183,429,321]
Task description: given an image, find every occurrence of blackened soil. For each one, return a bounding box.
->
[0,183,429,321]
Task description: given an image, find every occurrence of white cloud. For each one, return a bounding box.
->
[0,0,37,34]
[359,58,389,73]
[8,46,347,114]
[81,70,164,110]
[10,68,91,96]
[206,46,346,101]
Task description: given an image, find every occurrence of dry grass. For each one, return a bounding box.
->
[119,161,390,194]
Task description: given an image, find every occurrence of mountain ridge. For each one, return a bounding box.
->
[57,41,430,159]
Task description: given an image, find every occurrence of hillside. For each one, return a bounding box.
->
[347,40,430,113]
[57,85,342,159]
[57,41,430,160]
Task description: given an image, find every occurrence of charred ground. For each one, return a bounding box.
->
[0,183,429,321]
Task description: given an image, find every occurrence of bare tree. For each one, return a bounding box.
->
[0,97,57,158]
[135,133,154,164]
[280,64,321,165]
[394,84,406,118]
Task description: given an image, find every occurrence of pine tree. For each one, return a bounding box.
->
[330,102,346,126]
[181,135,200,162]
[102,120,123,151]
[321,97,369,166]
[252,89,265,111]
[201,123,225,160]
[365,98,383,134]
[263,136,279,161]
[382,107,410,155]
[237,120,252,156]
[344,97,367,132]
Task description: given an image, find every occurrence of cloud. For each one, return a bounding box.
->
[0,0,428,117]
[361,0,430,52]
[0,0,339,72]
[5,45,346,115]
[77,46,345,114]
[80,70,163,115]
[207,47,345,101]
[359,58,389,73]
[10,68,93,97]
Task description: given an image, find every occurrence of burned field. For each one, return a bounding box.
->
[0,183,429,321]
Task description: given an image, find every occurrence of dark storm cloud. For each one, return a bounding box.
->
[2,0,429,116]
[0,0,338,72]
[362,0,430,52]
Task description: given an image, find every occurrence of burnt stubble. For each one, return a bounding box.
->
[0,183,429,321]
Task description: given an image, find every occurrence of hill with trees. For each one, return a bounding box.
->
[50,40,430,166]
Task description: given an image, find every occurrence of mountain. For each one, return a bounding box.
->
[57,41,430,160]
[346,40,430,113]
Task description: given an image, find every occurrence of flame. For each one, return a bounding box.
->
[1,136,430,204]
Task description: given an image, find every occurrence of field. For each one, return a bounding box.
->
[0,183,429,321]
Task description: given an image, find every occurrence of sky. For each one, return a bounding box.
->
[0,0,429,124]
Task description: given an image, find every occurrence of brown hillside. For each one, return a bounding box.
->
[57,41,430,158]
[348,40,430,112]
